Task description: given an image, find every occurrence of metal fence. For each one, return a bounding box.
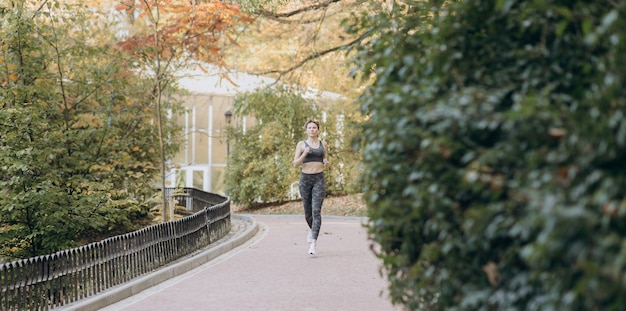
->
[0,188,230,311]
[165,187,227,213]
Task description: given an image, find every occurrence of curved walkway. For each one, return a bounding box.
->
[66,214,401,311]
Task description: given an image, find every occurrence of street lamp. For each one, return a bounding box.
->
[224,110,232,155]
[224,110,232,125]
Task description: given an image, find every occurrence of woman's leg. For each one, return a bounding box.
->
[310,173,326,240]
[299,173,314,229]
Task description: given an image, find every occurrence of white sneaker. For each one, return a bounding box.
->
[308,243,316,255]
[307,231,313,244]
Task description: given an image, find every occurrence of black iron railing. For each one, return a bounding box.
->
[0,188,229,311]
[165,187,226,213]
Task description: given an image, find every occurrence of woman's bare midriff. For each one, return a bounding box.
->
[301,162,325,174]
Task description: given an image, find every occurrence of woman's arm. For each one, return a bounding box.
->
[322,141,329,167]
[293,141,309,168]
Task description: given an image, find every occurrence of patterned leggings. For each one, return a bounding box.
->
[299,172,326,240]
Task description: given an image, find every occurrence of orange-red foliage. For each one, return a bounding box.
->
[115,0,254,65]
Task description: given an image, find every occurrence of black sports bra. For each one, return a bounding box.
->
[303,141,324,164]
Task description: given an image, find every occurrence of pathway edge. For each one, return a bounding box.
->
[62,214,260,311]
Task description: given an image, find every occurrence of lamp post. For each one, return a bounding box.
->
[224,110,232,156]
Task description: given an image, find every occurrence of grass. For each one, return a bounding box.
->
[232,193,368,217]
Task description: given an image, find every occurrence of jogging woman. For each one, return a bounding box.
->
[293,119,329,255]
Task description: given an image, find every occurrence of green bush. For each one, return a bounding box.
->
[224,87,317,206]
[351,1,626,310]
[225,86,362,206]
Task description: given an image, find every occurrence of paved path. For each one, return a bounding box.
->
[68,214,401,311]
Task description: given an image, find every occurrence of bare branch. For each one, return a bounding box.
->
[31,0,49,19]
[253,30,370,81]
[261,0,342,18]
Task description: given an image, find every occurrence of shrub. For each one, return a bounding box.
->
[351,1,626,309]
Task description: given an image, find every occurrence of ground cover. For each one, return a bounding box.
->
[232,193,367,217]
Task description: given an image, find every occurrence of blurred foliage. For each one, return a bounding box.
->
[224,86,361,206]
[349,0,626,310]
[225,0,369,98]
[0,1,182,260]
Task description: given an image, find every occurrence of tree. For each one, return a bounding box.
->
[226,0,371,97]
[224,85,361,206]
[0,0,180,259]
[112,0,253,221]
[351,0,626,310]
[224,87,317,206]
[215,0,370,208]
